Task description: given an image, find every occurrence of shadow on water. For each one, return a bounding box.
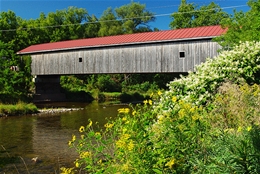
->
[0,101,127,173]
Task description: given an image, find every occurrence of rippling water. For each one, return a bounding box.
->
[0,101,125,173]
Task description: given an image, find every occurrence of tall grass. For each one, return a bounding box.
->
[0,102,38,116]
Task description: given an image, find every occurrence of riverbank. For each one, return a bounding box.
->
[0,103,38,117]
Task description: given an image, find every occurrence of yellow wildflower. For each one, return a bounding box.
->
[97,159,102,164]
[237,126,243,132]
[95,132,101,136]
[116,139,126,149]
[79,126,85,133]
[172,96,177,102]
[122,128,127,133]
[247,126,252,132]
[143,100,148,105]
[128,140,135,151]
[122,163,130,172]
[60,167,74,173]
[72,135,76,142]
[183,103,191,110]
[80,151,92,158]
[122,117,127,121]
[118,108,130,114]
[190,107,195,113]
[122,134,130,140]
[87,120,93,128]
[75,161,80,168]
[192,114,200,121]
[150,92,154,98]
[178,109,185,119]
[165,158,175,169]
[132,110,137,116]
[68,141,72,146]
[81,135,85,139]
[148,99,153,105]
[158,91,162,96]
[104,123,114,129]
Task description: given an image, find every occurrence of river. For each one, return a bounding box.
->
[0,101,126,173]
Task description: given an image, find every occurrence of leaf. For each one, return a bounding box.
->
[97,146,104,152]
[152,168,163,174]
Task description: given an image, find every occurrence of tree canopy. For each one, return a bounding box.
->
[170,0,229,29]
[215,0,260,48]
[0,2,157,102]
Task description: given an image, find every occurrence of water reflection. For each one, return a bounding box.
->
[0,101,126,173]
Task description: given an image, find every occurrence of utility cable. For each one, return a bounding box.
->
[0,4,248,32]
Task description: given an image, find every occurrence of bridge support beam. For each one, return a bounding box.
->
[33,75,66,102]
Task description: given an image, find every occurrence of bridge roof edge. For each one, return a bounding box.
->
[17,25,227,55]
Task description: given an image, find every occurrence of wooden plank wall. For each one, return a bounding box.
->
[31,39,221,75]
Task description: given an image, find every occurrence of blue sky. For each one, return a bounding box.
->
[0,0,250,30]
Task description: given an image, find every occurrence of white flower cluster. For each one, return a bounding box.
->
[159,41,260,108]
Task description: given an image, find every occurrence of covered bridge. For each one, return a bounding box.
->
[18,25,227,75]
[17,25,227,101]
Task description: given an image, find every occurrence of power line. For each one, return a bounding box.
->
[0,4,248,32]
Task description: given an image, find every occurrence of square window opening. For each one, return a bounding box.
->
[79,57,82,62]
[179,52,185,58]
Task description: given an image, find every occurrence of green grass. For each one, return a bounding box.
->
[0,102,38,116]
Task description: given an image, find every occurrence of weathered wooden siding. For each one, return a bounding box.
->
[31,39,221,75]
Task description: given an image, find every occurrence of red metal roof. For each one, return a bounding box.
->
[17,25,227,55]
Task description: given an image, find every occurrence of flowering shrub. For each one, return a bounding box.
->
[63,82,260,173]
[161,41,260,106]
[63,42,260,174]
[62,101,157,173]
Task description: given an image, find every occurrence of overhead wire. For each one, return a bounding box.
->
[0,4,248,32]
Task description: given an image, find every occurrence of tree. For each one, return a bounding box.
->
[114,1,155,34]
[0,11,18,43]
[170,0,229,29]
[215,0,260,48]
[98,8,123,36]
[192,2,229,27]
[170,0,196,29]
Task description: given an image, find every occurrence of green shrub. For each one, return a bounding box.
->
[63,82,260,174]
[161,41,260,106]
[64,42,260,174]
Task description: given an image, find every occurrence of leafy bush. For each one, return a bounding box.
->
[96,75,121,92]
[63,82,260,173]
[63,100,156,173]
[161,41,260,106]
[63,42,260,173]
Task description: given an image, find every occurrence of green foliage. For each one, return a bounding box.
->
[66,81,260,174]
[98,8,123,37]
[98,1,156,36]
[203,82,260,173]
[209,82,260,129]
[0,102,38,116]
[96,75,121,92]
[216,0,260,48]
[66,101,157,173]
[159,41,260,106]
[60,75,86,92]
[65,41,260,173]
[114,1,155,33]
[170,0,229,29]
[150,100,208,173]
